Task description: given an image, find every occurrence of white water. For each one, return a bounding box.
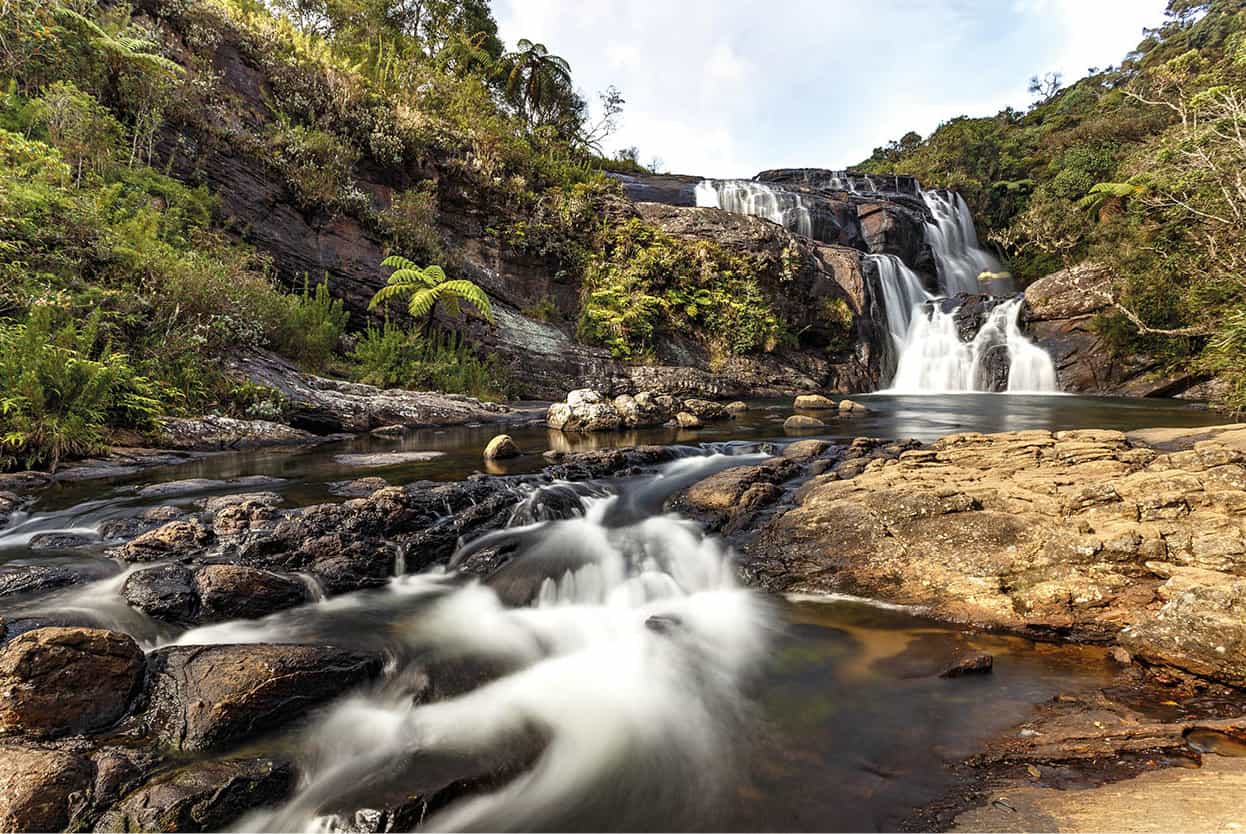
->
[695,179,813,238]
[922,190,1011,297]
[227,456,773,832]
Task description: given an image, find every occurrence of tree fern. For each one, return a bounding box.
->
[369,255,493,334]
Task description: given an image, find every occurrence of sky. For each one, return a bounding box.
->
[494,0,1170,177]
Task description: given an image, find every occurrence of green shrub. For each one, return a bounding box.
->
[269,278,349,372]
[349,323,509,401]
[0,305,172,470]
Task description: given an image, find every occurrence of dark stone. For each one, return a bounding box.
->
[0,564,85,599]
[194,564,307,621]
[939,651,995,678]
[28,532,96,550]
[141,643,382,752]
[123,564,198,624]
[94,757,294,833]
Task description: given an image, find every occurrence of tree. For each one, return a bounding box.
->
[501,39,573,127]
[369,255,493,334]
[1028,71,1064,101]
[578,85,624,153]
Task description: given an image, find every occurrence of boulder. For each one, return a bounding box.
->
[194,565,307,622]
[838,398,868,414]
[939,652,994,678]
[723,401,749,414]
[123,565,198,624]
[111,520,211,562]
[141,644,382,751]
[794,394,836,410]
[782,439,832,460]
[199,492,284,514]
[483,434,521,460]
[211,498,281,538]
[612,392,675,428]
[674,412,702,429]
[784,415,826,431]
[28,532,95,550]
[546,389,623,433]
[681,398,726,420]
[0,746,94,832]
[94,757,294,833]
[0,565,85,599]
[0,627,144,738]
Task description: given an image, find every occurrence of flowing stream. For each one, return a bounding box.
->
[0,396,1228,831]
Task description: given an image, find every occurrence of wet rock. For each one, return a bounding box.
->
[794,394,837,410]
[99,506,187,541]
[331,451,446,467]
[135,476,285,500]
[327,477,390,497]
[0,746,95,831]
[612,392,674,428]
[939,652,994,678]
[0,490,21,526]
[0,564,85,599]
[783,439,832,460]
[141,644,382,751]
[211,498,281,538]
[94,757,294,833]
[156,415,316,451]
[123,565,198,624]
[194,565,307,622]
[838,398,869,414]
[679,458,802,532]
[370,424,405,437]
[0,627,144,738]
[681,398,725,421]
[111,519,211,562]
[674,412,702,429]
[0,471,53,494]
[28,532,96,550]
[483,434,521,460]
[547,389,622,432]
[199,492,284,514]
[784,415,826,431]
[724,401,749,414]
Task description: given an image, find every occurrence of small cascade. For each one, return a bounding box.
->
[694,179,813,238]
[921,190,1011,296]
[887,298,1056,394]
[868,254,931,350]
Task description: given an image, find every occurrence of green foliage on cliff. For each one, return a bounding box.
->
[858,0,1246,404]
[578,219,785,361]
[349,323,509,400]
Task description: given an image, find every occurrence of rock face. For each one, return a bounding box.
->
[142,644,382,752]
[1023,263,1219,397]
[752,427,1246,686]
[0,627,145,738]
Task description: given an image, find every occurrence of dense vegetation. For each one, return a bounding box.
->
[0,0,622,468]
[858,0,1246,404]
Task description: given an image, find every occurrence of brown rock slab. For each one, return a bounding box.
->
[0,627,144,738]
[0,746,94,831]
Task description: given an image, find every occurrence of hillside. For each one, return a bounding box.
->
[857,0,1246,406]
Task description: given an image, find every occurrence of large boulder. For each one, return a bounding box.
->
[0,627,145,738]
[94,757,294,833]
[193,565,307,622]
[141,644,382,752]
[111,519,211,562]
[0,746,95,831]
[123,565,199,624]
[546,389,623,432]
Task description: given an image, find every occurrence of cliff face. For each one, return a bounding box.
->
[137,9,934,400]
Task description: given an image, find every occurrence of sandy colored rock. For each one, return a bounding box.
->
[723,401,749,414]
[111,519,211,562]
[782,439,831,460]
[0,746,94,831]
[793,394,836,410]
[784,415,826,431]
[483,434,521,460]
[753,426,1246,685]
[674,411,703,429]
[547,389,623,432]
[838,398,868,413]
[0,627,144,738]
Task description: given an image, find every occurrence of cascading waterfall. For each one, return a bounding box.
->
[694,179,813,238]
[220,453,774,832]
[921,189,1011,297]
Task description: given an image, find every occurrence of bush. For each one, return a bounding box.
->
[349,323,509,400]
[269,278,349,372]
[0,305,172,470]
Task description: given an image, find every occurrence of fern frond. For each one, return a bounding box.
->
[368,282,414,309]
[406,286,442,320]
[439,280,493,322]
[381,254,420,271]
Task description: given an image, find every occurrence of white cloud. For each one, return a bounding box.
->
[494,0,1170,176]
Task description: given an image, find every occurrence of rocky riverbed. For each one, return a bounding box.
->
[1,415,1244,832]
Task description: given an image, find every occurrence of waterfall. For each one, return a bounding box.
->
[922,190,1011,296]
[694,180,812,238]
[1004,300,1060,393]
